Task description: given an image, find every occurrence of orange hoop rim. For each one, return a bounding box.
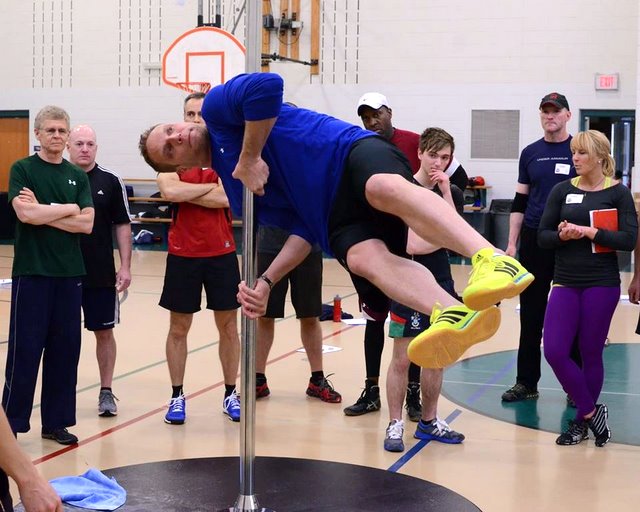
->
[175,81,211,93]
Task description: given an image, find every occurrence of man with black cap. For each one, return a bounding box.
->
[502,92,580,402]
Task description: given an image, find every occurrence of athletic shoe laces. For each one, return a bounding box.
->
[469,251,496,283]
[387,420,404,440]
[169,395,185,413]
[224,391,241,410]
[430,418,453,436]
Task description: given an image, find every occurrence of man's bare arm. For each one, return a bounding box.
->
[0,409,63,512]
[232,118,278,196]
[237,234,312,318]
[48,207,95,234]
[506,183,529,256]
[114,222,133,292]
[157,172,215,202]
[188,181,230,209]
[12,194,79,225]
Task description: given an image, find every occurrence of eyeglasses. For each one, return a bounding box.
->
[42,127,69,136]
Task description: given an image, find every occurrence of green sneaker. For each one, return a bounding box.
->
[462,248,534,311]
[407,303,501,368]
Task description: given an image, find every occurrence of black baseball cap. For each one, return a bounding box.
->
[540,92,570,111]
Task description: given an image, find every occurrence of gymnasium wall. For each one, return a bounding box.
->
[0,0,638,201]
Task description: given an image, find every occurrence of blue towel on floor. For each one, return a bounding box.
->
[50,468,126,511]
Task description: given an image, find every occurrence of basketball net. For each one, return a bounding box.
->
[175,81,211,93]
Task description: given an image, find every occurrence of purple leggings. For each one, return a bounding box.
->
[543,285,619,419]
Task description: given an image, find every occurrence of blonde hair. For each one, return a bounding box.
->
[570,130,615,177]
[34,105,70,130]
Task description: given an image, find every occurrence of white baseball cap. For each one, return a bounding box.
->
[357,92,390,115]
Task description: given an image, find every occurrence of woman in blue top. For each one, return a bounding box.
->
[539,130,637,447]
[139,72,535,369]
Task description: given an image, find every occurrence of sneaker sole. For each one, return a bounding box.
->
[384,442,405,452]
[99,411,117,417]
[224,413,241,422]
[407,306,501,368]
[41,434,78,445]
[501,392,539,402]
[343,403,381,416]
[556,435,588,446]
[164,418,185,425]
[306,392,342,404]
[413,432,464,444]
[462,273,535,311]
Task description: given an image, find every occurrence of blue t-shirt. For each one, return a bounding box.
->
[518,136,576,228]
[202,72,372,254]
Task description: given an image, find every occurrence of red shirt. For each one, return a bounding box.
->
[390,128,421,174]
[168,167,236,257]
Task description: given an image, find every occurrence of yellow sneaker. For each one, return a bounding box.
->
[462,248,534,311]
[407,303,501,368]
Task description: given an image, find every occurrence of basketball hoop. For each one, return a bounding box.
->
[176,81,211,94]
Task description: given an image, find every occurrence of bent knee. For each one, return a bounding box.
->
[346,240,386,280]
[364,173,407,208]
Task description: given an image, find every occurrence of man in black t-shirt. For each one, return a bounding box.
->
[68,125,132,417]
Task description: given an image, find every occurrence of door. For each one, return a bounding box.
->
[0,112,30,192]
[581,110,635,187]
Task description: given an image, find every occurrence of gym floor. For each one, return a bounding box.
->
[1,246,638,511]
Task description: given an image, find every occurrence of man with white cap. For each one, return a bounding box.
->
[356,93,468,190]
[344,93,423,421]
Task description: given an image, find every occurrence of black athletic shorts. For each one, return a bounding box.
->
[0,468,12,512]
[159,252,241,313]
[258,250,323,319]
[82,286,119,331]
[328,136,415,319]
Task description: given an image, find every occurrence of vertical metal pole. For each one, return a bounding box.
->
[225,2,274,512]
[197,0,204,27]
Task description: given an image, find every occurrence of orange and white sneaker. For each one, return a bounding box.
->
[462,248,534,311]
[407,303,501,368]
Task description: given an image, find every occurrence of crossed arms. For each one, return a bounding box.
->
[12,187,94,234]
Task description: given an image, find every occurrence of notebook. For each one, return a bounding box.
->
[589,208,618,253]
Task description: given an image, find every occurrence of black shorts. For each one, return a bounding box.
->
[82,286,119,331]
[389,278,458,338]
[328,136,414,319]
[159,252,241,313]
[258,250,323,318]
[0,468,12,512]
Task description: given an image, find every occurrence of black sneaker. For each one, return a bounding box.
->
[588,403,611,447]
[343,385,381,416]
[41,427,78,445]
[405,382,422,422]
[501,383,539,402]
[556,419,589,445]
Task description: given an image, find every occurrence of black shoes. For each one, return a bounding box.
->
[501,383,539,402]
[405,382,422,422]
[41,427,78,445]
[344,384,381,416]
[588,403,611,447]
[556,420,589,445]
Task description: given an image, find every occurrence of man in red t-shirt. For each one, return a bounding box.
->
[156,92,241,425]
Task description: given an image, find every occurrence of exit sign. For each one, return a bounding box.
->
[595,73,619,90]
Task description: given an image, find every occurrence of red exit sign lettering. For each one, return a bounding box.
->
[595,73,619,90]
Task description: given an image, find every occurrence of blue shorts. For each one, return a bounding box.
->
[389,279,458,338]
[82,286,119,331]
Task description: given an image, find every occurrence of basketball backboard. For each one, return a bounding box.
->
[162,27,246,92]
